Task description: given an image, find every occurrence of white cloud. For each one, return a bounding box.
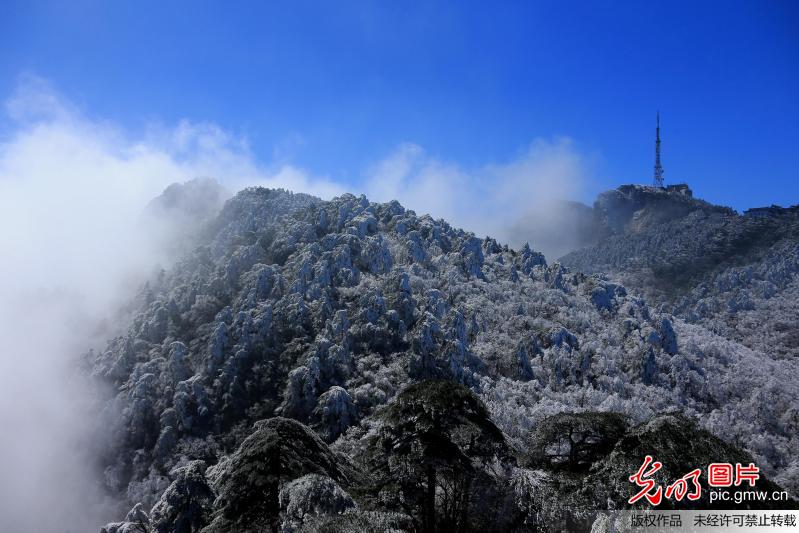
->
[363,137,594,258]
[0,75,344,532]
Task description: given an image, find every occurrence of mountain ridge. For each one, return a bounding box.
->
[560,183,799,358]
[90,184,798,532]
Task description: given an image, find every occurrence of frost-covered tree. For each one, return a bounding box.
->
[526,412,627,471]
[93,186,799,532]
[374,380,510,532]
[205,417,345,533]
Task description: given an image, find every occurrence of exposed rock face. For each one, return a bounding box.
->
[93,186,798,531]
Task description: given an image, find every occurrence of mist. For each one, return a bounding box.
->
[0,76,343,533]
[0,76,594,531]
[363,139,595,260]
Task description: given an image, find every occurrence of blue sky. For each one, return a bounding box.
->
[1,0,797,210]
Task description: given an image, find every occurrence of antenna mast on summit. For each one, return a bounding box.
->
[653,112,664,188]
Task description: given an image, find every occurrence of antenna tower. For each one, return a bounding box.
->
[653,112,664,187]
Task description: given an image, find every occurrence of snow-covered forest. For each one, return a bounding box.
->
[93,184,797,532]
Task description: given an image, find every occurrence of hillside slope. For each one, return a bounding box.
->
[93,187,797,532]
[560,185,799,358]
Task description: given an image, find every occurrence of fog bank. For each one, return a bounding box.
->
[0,75,594,531]
[364,139,594,259]
[0,76,344,532]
